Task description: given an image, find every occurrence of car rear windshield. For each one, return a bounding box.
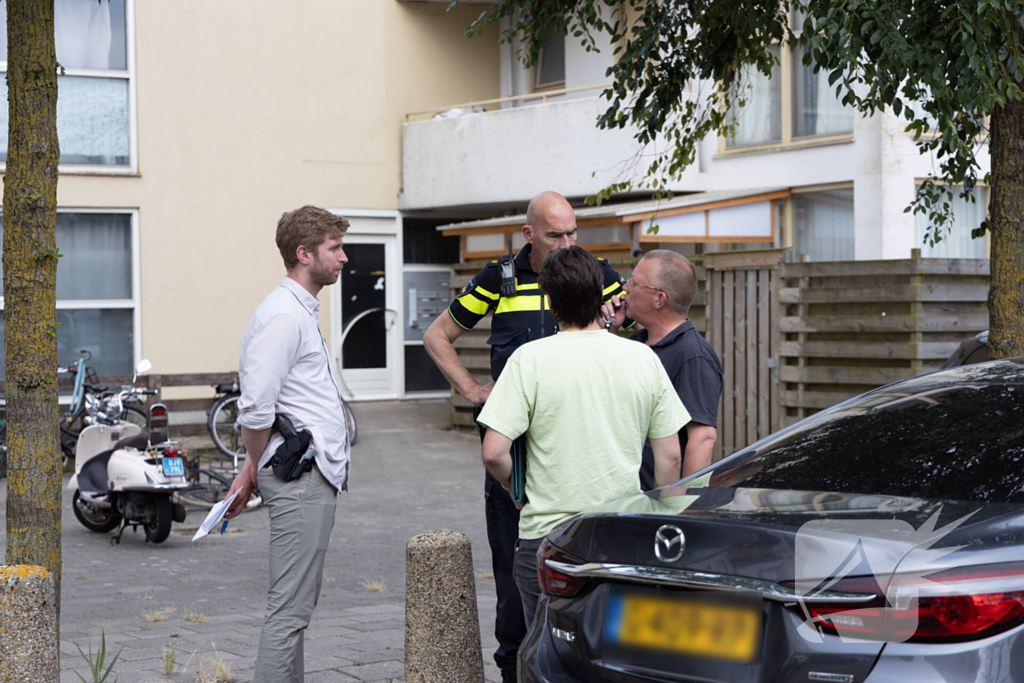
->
[709,364,1024,504]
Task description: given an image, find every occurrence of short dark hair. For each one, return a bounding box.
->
[276,205,350,269]
[538,246,603,329]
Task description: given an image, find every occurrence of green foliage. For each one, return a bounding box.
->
[73,629,123,683]
[34,246,63,261]
[456,0,1024,245]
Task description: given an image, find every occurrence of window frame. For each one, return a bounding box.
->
[719,9,855,156]
[912,180,991,259]
[0,207,142,373]
[533,23,566,93]
[0,0,137,175]
[782,182,855,260]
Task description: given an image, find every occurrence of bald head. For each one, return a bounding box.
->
[524,191,578,269]
[526,191,575,230]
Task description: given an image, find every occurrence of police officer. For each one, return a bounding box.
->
[423,191,630,682]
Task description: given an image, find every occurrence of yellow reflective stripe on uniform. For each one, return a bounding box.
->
[457,293,491,316]
[474,286,499,300]
[603,281,624,296]
[496,296,545,314]
[517,283,540,290]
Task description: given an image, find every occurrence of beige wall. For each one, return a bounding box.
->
[49,0,499,375]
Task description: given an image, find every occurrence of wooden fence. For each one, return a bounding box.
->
[777,254,989,428]
[704,249,784,462]
[448,250,991,465]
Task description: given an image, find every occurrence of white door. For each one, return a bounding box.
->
[331,232,400,401]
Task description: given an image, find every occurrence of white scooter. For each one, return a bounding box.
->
[68,359,189,544]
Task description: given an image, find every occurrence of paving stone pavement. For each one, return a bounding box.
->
[0,399,507,683]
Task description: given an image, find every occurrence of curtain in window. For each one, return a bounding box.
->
[791,45,853,138]
[0,76,130,165]
[0,0,127,71]
[0,212,134,380]
[728,47,782,147]
[537,23,565,87]
[915,186,987,258]
[793,189,855,262]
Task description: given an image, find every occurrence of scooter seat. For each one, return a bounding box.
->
[79,449,114,496]
[113,431,168,451]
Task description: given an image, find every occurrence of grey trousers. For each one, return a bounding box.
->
[513,536,545,629]
[253,465,338,683]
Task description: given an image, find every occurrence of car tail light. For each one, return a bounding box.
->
[802,563,1024,643]
[537,538,588,597]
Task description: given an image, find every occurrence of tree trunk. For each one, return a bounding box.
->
[988,58,1024,359]
[3,0,62,622]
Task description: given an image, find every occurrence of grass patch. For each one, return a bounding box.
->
[162,646,178,675]
[360,578,385,593]
[184,609,210,624]
[143,608,175,623]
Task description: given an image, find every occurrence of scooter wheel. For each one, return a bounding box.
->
[144,495,174,544]
[72,490,122,533]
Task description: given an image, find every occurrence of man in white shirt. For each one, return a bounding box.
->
[225,205,351,683]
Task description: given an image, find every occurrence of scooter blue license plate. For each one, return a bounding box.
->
[162,457,184,477]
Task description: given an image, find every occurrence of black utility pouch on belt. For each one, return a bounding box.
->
[269,414,315,483]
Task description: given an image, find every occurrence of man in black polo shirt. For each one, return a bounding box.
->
[605,249,722,489]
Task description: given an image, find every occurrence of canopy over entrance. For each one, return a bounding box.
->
[437,188,789,260]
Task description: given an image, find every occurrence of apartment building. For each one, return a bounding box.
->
[402,8,991,264]
[0,0,504,404]
[0,1,989,405]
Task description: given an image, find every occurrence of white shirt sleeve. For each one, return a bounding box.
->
[237,313,302,431]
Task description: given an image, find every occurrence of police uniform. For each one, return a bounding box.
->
[447,243,630,680]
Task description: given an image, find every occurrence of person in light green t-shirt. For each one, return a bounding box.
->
[477,246,690,626]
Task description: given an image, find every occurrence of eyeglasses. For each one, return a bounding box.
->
[626,277,662,293]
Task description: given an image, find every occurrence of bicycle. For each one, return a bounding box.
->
[207,380,358,460]
[0,351,149,476]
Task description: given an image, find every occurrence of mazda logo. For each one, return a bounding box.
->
[654,525,685,563]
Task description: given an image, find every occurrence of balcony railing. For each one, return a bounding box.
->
[404,82,613,122]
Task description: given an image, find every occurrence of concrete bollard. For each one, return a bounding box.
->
[0,565,59,683]
[405,531,485,683]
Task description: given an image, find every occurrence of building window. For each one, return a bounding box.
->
[0,0,133,170]
[535,21,566,90]
[726,11,853,150]
[790,10,852,139]
[793,188,854,262]
[0,210,138,380]
[915,186,987,258]
[403,218,460,265]
[728,46,782,148]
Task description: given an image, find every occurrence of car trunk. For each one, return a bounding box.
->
[538,486,1021,683]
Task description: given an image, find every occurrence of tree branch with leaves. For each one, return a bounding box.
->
[460,0,1024,357]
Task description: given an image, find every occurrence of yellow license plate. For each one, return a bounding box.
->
[609,593,761,662]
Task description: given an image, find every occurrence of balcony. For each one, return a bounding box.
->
[400,87,704,210]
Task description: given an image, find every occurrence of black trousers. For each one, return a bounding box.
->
[484,470,527,678]
[513,535,545,627]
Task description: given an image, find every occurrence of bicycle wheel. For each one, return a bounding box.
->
[342,398,358,446]
[120,404,147,431]
[208,394,245,459]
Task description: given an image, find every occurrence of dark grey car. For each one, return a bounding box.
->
[520,358,1024,682]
